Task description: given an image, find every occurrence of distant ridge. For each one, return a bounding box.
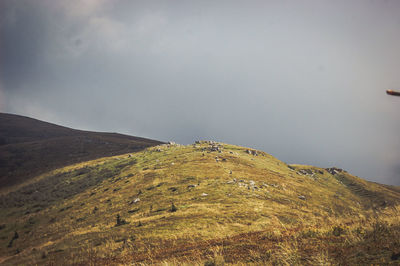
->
[0,113,163,188]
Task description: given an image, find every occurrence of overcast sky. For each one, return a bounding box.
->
[1,0,400,185]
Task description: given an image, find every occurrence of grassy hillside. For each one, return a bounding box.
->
[0,141,400,265]
[0,113,163,189]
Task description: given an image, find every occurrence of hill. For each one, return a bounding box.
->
[0,141,399,265]
[0,113,163,189]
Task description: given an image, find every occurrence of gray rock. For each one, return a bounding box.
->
[129,198,140,204]
[298,195,306,200]
[246,149,258,156]
[325,167,344,175]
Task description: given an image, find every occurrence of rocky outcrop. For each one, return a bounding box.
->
[326,167,345,175]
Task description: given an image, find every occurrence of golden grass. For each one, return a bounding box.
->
[0,142,399,265]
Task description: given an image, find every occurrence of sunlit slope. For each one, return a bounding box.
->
[1,142,399,265]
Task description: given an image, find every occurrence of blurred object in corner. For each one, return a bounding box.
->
[386,89,400,96]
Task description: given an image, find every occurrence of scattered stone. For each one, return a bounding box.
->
[325,167,345,175]
[129,198,140,204]
[168,187,178,192]
[187,184,197,189]
[298,195,306,200]
[229,170,233,175]
[201,193,208,197]
[226,181,235,184]
[210,146,220,152]
[246,149,258,156]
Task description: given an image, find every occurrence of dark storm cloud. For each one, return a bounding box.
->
[0,1,49,90]
[1,0,400,185]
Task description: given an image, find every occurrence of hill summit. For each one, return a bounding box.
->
[1,140,399,265]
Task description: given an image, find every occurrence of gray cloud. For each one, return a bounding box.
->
[1,0,400,185]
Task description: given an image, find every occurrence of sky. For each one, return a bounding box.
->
[0,0,400,185]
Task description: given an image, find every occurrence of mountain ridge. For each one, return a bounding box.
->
[0,112,163,189]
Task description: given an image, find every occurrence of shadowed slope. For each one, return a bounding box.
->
[0,113,163,189]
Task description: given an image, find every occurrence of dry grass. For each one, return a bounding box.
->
[0,142,399,265]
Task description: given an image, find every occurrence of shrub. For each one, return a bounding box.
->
[115,214,128,226]
[204,254,225,266]
[170,202,177,212]
[7,231,19,248]
[332,226,345,237]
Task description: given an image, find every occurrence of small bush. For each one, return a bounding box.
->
[7,231,19,248]
[204,254,225,266]
[115,214,128,226]
[332,226,345,237]
[368,221,390,241]
[170,202,177,212]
